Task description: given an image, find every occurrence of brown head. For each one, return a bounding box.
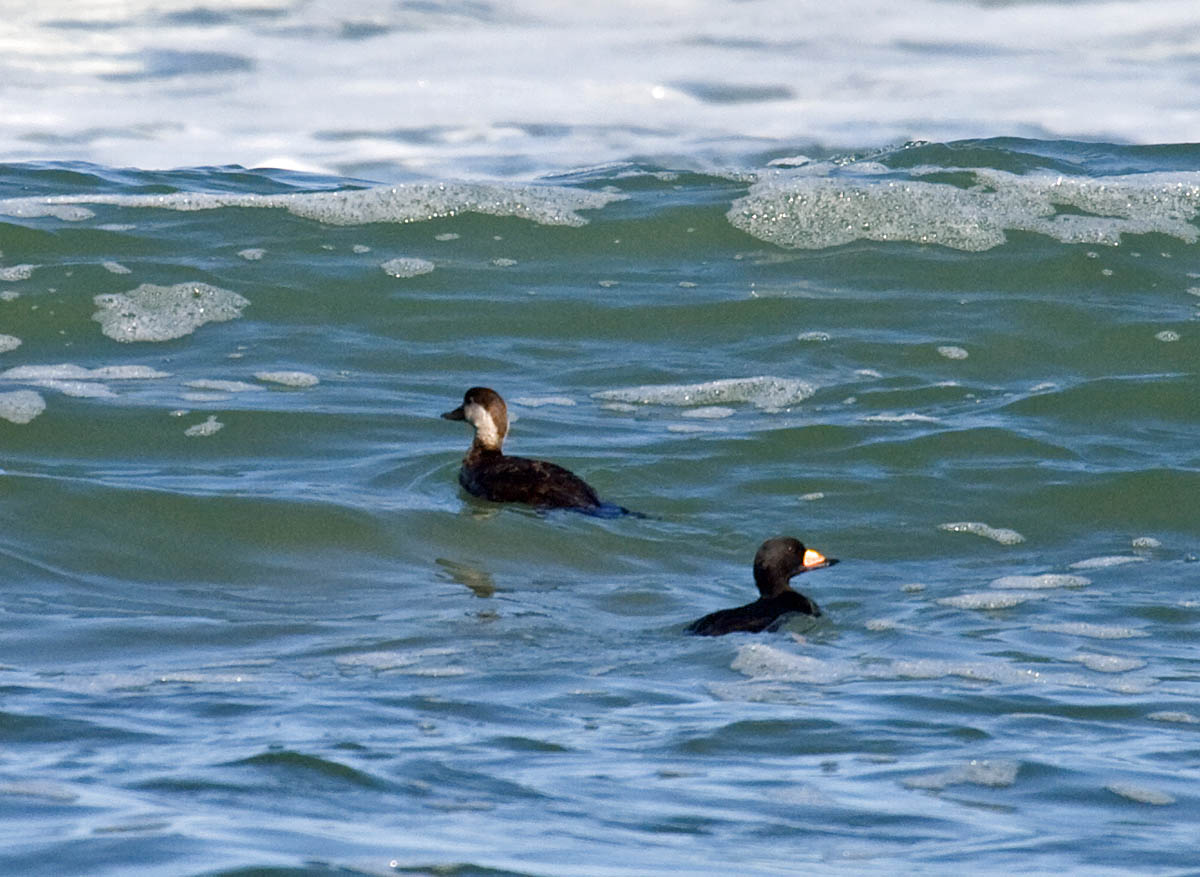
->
[752,536,837,599]
[442,387,509,452]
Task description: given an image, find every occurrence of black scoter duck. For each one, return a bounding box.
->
[442,386,629,515]
[686,537,837,636]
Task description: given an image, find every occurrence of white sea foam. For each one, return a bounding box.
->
[511,395,575,408]
[990,574,1090,590]
[939,521,1026,545]
[1,0,1198,183]
[731,642,1149,694]
[1071,653,1145,673]
[769,155,814,168]
[731,643,847,685]
[184,380,261,393]
[335,651,423,670]
[0,363,166,398]
[101,261,131,274]
[14,202,95,221]
[594,376,816,410]
[381,257,435,278]
[0,334,20,354]
[861,412,940,423]
[184,415,223,437]
[1034,622,1148,639]
[890,658,1051,686]
[237,248,265,261]
[1155,330,1180,342]
[938,591,1045,610]
[903,760,1019,790]
[33,381,117,399]
[0,264,36,281]
[155,672,251,685]
[0,364,171,381]
[1131,536,1161,549]
[0,184,624,229]
[1068,555,1146,570]
[1105,782,1175,806]
[335,647,465,676]
[0,390,46,424]
[937,345,969,360]
[256,371,319,388]
[681,406,735,419]
[729,170,1200,252]
[93,283,250,343]
[1147,711,1198,724]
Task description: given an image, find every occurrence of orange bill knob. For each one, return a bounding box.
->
[802,548,837,570]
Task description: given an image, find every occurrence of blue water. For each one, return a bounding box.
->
[2,3,1200,875]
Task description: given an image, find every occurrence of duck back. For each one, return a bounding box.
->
[686,591,821,637]
[461,450,603,510]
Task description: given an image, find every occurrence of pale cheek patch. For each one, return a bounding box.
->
[465,402,502,448]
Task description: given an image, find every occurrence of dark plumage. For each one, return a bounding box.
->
[442,387,626,515]
[686,537,837,636]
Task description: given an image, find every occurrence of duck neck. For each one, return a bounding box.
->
[753,567,794,599]
[465,436,503,463]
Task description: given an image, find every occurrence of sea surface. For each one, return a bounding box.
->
[2,3,1200,876]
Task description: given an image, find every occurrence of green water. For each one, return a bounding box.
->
[0,142,1198,875]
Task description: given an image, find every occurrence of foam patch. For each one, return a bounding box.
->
[93,283,250,342]
[595,376,816,410]
[1068,555,1146,570]
[729,168,1200,252]
[1,364,171,381]
[0,182,624,228]
[0,390,46,424]
[184,415,223,437]
[1034,622,1148,639]
[256,371,319,387]
[903,759,1019,790]
[990,574,1090,589]
[0,264,37,281]
[939,521,1026,545]
[938,591,1045,610]
[1071,653,1145,673]
[381,257,435,278]
[184,380,261,393]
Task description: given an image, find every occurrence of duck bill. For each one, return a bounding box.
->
[441,405,465,421]
[802,548,838,570]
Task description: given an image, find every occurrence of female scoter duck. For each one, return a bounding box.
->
[442,387,629,515]
[686,537,837,636]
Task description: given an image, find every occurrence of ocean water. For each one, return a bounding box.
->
[2,3,1200,876]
